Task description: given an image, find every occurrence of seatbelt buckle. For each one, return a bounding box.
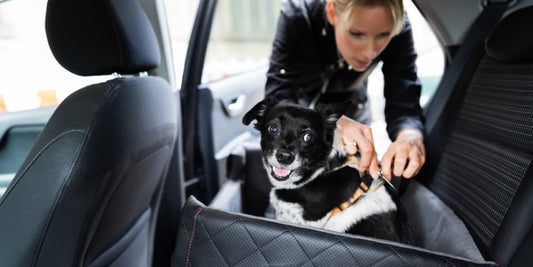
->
[378,168,396,192]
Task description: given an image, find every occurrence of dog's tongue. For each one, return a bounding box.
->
[273,166,291,177]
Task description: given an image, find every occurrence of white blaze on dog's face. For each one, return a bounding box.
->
[243,99,350,189]
[260,108,331,189]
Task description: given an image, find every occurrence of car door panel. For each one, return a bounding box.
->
[0,106,55,196]
[205,67,266,155]
[196,67,265,194]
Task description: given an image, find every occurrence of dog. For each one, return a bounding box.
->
[242,98,413,244]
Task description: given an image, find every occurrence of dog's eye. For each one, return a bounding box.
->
[268,125,279,135]
[303,133,313,142]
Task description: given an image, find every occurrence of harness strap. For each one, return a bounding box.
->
[329,172,374,218]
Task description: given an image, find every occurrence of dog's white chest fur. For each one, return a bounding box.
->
[270,180,397,231]
[270,191,330,228]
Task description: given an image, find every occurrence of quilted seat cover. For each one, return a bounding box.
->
[172,196,495,267]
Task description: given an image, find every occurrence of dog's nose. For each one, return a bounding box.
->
[276,149,295,165]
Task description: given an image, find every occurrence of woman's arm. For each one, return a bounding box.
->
[380,16,426,179]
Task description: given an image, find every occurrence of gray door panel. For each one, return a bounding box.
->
[206,67,266,156]
[199,67,266,190]
[0,106,55,196]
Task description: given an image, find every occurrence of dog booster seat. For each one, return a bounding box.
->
[172,5,533,266]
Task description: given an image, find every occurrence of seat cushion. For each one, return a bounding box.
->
[401,181,485,261]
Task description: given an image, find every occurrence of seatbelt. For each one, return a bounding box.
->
[424,2,509,134]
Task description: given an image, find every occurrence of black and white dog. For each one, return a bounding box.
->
[242,98,413,244]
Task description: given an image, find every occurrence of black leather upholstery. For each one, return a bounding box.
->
[0,0,177,266]
[174,196,495,266]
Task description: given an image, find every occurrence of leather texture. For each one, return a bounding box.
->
[173,196,495,267]
[0,0,177,266]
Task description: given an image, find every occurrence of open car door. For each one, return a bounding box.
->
[179,0,279,204]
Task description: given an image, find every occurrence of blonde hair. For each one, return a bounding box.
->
[326,0,405,36]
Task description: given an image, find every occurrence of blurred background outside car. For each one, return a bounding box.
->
[0,0,443,157]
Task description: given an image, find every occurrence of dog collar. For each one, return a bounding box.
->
[329,172,374,218]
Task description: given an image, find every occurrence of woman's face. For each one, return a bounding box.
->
[327,3,395,71]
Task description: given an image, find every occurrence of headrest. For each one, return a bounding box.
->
[486,6,533,63]
[45,0,160,76]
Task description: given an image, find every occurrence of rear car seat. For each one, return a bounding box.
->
[172,5,533,266]
[420,5,533,265]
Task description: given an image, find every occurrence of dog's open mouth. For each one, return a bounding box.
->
[271,166,293,181]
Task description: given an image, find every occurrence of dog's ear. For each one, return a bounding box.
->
[316,100,353,124]
[242,97,279,126]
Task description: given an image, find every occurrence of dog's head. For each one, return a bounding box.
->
[243,98,351,189]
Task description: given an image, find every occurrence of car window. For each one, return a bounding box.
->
[0,0,112,113]
[369,0,444,157]
[163,0,201,87]
[201,0,282,84]
[406,0,444,106]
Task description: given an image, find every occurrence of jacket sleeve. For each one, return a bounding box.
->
[381,17,425,140]
[265,1,309,104]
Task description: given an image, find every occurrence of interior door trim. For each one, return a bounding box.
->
[180,0,218,182]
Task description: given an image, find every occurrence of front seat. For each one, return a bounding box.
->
[0,0,177,266]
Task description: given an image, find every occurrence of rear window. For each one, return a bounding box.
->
[369,0,444,156]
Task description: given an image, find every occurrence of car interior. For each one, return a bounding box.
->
[0,0,531,266]
[173,1,533,267]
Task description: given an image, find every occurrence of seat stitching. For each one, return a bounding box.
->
[31,130,87,265]
[230,218,277,266]
[0,130,86,202]
[304,233,349,265]
[285,226,316,266]
[185,207,204,267]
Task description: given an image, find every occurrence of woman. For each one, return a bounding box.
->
[266,0,425,180]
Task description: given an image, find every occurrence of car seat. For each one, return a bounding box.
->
[171,4,532,267]
[0,0,177,266]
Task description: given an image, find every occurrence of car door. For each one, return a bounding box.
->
[176,0,280,203]
[0,108,54,196]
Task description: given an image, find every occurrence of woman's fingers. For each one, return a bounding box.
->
[402,148,425,178]
[381,128,426,179]
[380,149,394,180]
[338,116,379,178]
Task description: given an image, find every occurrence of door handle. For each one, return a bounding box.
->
[224,94,246,117]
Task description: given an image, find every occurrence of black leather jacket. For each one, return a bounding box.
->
[265,0,424,140]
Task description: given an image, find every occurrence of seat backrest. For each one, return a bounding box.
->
[0,0,177,266]
[422,6,533,266]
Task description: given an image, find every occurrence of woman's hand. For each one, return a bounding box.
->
[380,128,426,180]
[337,116,380,179]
